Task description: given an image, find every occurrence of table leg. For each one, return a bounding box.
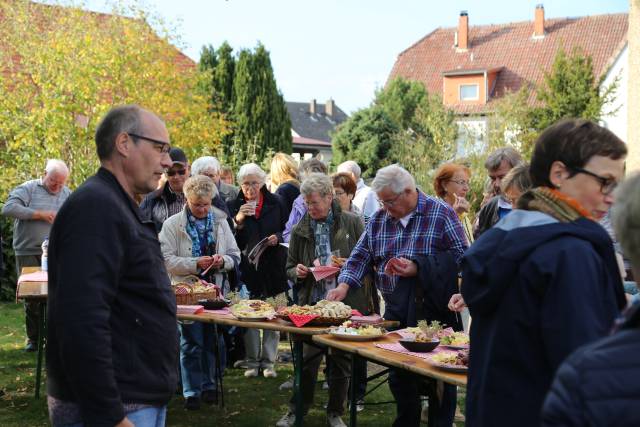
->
[349,353,358,427]
[213,324,224,408]
[35,302,46,399]
[293,338,304,427]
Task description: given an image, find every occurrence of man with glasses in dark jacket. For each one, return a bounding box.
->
[47,105,178,427]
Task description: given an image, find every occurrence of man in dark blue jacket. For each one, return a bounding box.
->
[47,105,178,427]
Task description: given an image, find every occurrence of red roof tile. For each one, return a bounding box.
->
[388,13,628,114]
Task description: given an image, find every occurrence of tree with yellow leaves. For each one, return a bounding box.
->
[0,0,229,197]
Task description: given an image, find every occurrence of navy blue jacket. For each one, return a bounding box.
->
[542,301,640,427]
[47,168,178,427]
[385,252,462,331]
[275,181,300,218]
[461,210,626,427]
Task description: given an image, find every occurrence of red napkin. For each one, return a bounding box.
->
[288,313,319,327]
[310,266,340,281]
[351,309,363,316]
[18,271,48,283]
[177,305,204,315]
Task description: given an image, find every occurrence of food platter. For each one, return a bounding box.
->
[430,362,468,373]
[329,330,383,341]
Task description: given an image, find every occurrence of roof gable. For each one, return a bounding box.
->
[388,13,628,114]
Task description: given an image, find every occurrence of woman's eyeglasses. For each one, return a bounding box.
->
[166,169,187,177]
[567,166,618,195]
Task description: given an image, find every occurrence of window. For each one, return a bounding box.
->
[459,84,479,101]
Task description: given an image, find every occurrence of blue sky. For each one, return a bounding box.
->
[83,0,629,114]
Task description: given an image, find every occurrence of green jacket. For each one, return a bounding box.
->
[286,202,375,314]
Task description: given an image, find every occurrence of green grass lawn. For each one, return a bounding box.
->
[0,302,465,426]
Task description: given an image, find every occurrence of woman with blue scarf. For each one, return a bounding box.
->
[160,175,240,410]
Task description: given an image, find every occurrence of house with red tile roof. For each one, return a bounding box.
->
[388,5,628,150]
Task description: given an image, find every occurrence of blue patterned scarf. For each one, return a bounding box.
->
[310,209,335,303]
[185,209,216,257]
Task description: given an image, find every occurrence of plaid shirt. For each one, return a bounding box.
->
[338,190,468,298]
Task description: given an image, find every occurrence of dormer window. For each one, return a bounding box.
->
[459,84,479,101]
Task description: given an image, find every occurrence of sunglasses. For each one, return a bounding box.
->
[166,169,187,177]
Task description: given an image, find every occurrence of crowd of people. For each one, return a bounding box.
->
[2,104,639,427]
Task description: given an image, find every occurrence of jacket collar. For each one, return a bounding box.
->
[97,167,149,225]
[294,200,343,240]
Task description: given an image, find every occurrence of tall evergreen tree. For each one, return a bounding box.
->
[199,42,291,167]
[212,41,236,113]
[232,43,292,163]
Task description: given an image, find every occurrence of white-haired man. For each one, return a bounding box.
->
[337,160,379,220]
[191,156,239,203]
[2,159,71,351]
[328,164,467,427]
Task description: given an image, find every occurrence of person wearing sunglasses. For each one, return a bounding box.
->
[461,119,628,427]
[140,147,190,232]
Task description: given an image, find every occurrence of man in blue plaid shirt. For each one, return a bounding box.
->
[328,164,467,427]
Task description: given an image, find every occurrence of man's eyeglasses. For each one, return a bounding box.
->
[377,192,403,207]
[166,169,187,177]
[128,133,171,154]
[568,166,618,195]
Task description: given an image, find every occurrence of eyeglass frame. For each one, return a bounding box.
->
[567,166,618,195]
[240,181,262,189]
[127,132,171,154]
[448,179,470,187]
[377,191,404,207]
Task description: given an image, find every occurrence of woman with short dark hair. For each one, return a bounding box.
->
[332,172,363,219]
[461,119,628,427]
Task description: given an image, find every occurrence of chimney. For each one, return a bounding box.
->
[309,99,316,114]
[458,11,469,51]
[534,4,545,38]
[325,99,334,117]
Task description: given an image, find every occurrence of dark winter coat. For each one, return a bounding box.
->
[227,186,289,298]
[461,209,626,427]
[541,301,640,427]
[385,252,462,330]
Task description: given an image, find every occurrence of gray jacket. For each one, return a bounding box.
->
[2,179,71,255]
[218,181,239,204]
[159,206,240,292]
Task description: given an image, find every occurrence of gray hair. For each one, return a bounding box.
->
[183,175,218,200]
[613,173,640,269]
[45,159,69,176]
[299,158,327,178]
[337,160,361,179]
[300,173,334,198]
[237,163,267,183]
[191,156,221,176]
[501,163,532,194]
[95,104,146,160]
[371,164,415,194]
[484,147,523,171]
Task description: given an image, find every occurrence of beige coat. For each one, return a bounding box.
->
[159,206,240,289]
